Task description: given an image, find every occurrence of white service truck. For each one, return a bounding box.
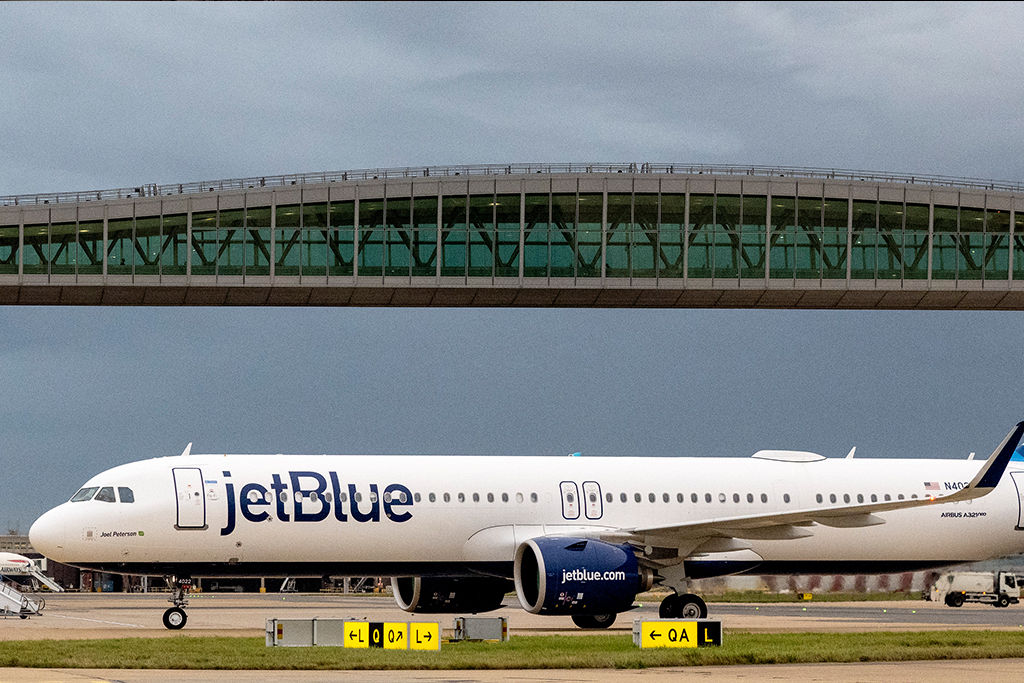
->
[930,571,1020,607]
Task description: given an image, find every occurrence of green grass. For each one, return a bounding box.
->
[703,590,924,603]
[3,631,1024,670]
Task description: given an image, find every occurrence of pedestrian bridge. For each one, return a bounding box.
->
[1,163,1022,308]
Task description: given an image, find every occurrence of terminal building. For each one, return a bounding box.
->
[1,163,1023,308]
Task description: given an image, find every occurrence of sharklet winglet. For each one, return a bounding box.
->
[180,442,193,458]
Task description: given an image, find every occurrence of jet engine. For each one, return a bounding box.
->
[391,576,513,614]
[514,537,653,615]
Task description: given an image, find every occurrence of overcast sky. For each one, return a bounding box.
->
[2,2,1024,529]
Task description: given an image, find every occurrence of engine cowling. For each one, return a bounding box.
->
[391,576,512,614]
[514,537,653,615]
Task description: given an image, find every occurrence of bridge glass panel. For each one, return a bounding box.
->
[190,211,217,276]
[217,209,244,276]
[358,199,385,277]
[687,194,714,278]
[769,197,796,279]
[740,195,766,279]
[523,193,548,277]
[796,197,822,279]
[302,202,329,277]
[413,197,438,277]
[903,204,929,280]
[385,196,412,277]
[245,207,271,276]
[328,201,354,276]
[985,208,1010,280]
[0,225,17,274]
[107,218,134,275]
[958,207,985,280]
[441,195,467,277]
[549,193,575,277]
[932,205,958,279]
[134,216,160,275]
[22,223,46,274]
[876,202,903,280]
[605,193,631,277]
[822,198,848,279]
[161,213,187,276]
[275,204,301,276]
[468,195,494,277]
[49,221,77,274]
[494,194,519,277]
[850,200,877,279]
[632,193,658,278]
[658,193,684,278]
[77,220,104,275]
[714,194,741,278]
[1016,211,1024,281]
[577,193,602,277]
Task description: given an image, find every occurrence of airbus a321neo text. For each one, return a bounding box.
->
[29,421,1024,630]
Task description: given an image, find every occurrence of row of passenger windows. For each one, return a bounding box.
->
[70,486,135,503]
[602,491,792,504]
[816,492,923,503]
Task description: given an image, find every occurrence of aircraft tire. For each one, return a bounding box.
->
[571,613,616,629]
[659,593,681,618]
[163,607,187,630]
[677,593,708,619]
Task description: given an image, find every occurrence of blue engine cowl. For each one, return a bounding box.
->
[392,576,512,613]
[514,537,653,615]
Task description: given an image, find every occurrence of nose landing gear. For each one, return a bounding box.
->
[162,577,192,630]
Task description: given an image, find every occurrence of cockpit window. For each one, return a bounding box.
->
[71,487,99,502]
[118,487,135,503]
[95,486,116,503]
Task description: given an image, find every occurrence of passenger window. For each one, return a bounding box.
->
[502,493,509,503]
[829,494,837,503]
[662,493,669,503]
[746,493,754,503]
[677,493,684,503]
[760,493,768,503]
[705,493,712,503]
[897,494,905,500]
[718,493,726,503]
[530,493,538,503]
[857,494,864,503]
[648,493,656,503]
[443,493,451,503]
[324,492,333,503]
[732,493,740,503]
[843,494,850,503]
[458,493,466,503]
[429,493,436,502]
[606,492,613,503]
[884,494,891,501]
[620,492,627,503]
[783,493,791,503]
[816,494,823,503]
[95,487,116,503]
[871,494,877,502]
[634,493,642,503]
[71,487,99,502]
[691,493,698,503]
[414,493,421,503]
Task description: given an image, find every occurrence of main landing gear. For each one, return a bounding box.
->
[162,577,192,630]
[571,613,617,629]
[659,592,708,619]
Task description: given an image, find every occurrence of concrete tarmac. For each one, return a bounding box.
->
[4,593,1024,681]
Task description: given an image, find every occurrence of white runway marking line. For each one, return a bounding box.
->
[49,614,145,628]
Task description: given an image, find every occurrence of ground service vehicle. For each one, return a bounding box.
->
[930,571,1020,607]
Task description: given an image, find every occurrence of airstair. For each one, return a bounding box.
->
[0,579,44,618]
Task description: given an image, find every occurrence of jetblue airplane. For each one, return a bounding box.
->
[29,422,1024,630]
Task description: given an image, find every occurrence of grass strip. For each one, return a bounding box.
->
[3,631,1024,670]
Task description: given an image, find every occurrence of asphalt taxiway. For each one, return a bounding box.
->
[5,592,1024,640]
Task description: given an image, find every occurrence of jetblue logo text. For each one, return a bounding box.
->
[561,568,627,583]
[220,471,413,536]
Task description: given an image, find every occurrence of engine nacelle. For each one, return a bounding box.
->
[391,576,512,614]
[514,537,653,615]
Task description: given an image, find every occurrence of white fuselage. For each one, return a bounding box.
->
[28,453,1024,578]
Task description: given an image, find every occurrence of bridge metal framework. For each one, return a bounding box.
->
[1,164,1022,308]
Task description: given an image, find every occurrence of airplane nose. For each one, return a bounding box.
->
[29,507,67,560]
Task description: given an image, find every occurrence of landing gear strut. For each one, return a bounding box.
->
[162,577,192,630]
[659,592,707,619]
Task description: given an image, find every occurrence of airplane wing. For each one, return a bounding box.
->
[611,420,1024,546]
